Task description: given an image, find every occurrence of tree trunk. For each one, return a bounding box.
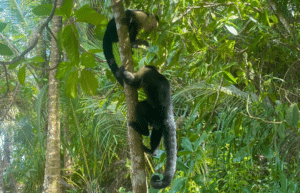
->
[43,0,63,192]
[62,103,72,192]
[0,143,4,193]
[111,1,148,192]
[3,134,9,193]
[36,27,48,89]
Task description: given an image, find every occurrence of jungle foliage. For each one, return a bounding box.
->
[0,0,299,192]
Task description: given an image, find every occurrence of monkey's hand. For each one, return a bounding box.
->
[120,17,129,25]
[119,66,135,83]
[118,66,127,79]
[119,65,126,73]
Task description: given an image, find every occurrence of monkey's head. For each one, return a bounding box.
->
[144,14,159,33]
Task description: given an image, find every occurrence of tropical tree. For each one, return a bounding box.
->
[0,0,299,192]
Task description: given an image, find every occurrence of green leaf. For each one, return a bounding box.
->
[167,49,182,67]
[66,70,79,98]
[277,124,285,139]
[157,31,167,45]
[225,24,238,35]
[0,22,7,32]
[192,174,205,185]
[59,0,73,17]
[8,59,24,70]
[80,52,97,68]
[268,93,277,103]
[18,66,26,85]
[191,34,203,49]
[32,4,53,16]
[177,150,192,156]
[263,9,270,26]
[74,4,107,26]
[181,138,193,152]
[242,187,252,193]
[286,103,299,127]
[223,71,237,84]
[259,92,268,102]
[88,49,102,54]
[55,62,72,79]
[279,173,287,190]
[0,43,13,56]
[234,115,243,136]
[80,69,98,95]
[94,24,107,40]
[218,40,235,58]
[206,20,217,33]
[260,145,273,158]
[62,25,79,65]
[176,161,189,173]
[28,56,45,63]
[270,15,278,23]
[168,177,187,193]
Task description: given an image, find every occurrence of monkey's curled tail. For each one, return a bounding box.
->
[103,33,124,87]
[151,121,177,189]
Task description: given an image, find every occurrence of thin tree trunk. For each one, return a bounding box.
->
[62,103,72,192]
[43,0,63,192]
[3,134,9,193]
[63,109,72,175]
[111,1,148,192]
[2,133,17,192]
[37,28,48,89]
[268,0,294,38]
[0,143,4,193]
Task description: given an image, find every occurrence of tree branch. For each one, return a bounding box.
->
[110,0,148,192]
[0,0,58,66]
[0,64,10,99]
[268,0,294,38]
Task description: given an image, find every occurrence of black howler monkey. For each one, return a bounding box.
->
[119,65,177,189]
[103,10,159,86]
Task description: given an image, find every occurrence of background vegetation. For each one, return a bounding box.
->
[0,0,299,192]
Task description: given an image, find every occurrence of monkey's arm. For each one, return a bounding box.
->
[119,66,141,89]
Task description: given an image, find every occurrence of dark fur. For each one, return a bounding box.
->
[103,10,159,86]
[119,65,177,189]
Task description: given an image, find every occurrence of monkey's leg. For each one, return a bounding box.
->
[129,101,153,136]
[143,127,162,156]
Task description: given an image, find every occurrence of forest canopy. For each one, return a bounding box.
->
[0,0,299,192]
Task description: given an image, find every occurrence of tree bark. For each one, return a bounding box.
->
[62,102,72,192]
[3,134,9,193]
[110,1,148,192]
[43,0,63,192]
[0,142,4,193]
